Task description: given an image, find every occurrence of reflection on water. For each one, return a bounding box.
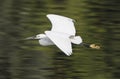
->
[0,0,119,79]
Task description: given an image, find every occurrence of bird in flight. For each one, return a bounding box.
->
[26,14,100,56]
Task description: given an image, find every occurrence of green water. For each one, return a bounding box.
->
[0,0,119,79]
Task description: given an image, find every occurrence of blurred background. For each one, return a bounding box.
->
[0,0,119,79]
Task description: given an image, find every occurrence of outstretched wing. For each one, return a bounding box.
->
[46,14,76,35]
[45,31,72,56]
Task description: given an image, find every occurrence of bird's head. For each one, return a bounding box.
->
[25,34,46,40]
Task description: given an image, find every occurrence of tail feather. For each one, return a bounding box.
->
[70,36,82,44]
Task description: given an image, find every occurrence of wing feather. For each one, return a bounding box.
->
[46,14,76,35]
[45,31,72,56]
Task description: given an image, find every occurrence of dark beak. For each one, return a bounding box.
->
[25,36,37,40]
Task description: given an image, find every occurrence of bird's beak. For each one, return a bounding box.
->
[25,36,37,40]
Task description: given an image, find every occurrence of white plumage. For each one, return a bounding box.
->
[45,31,72,56]
[47,14,76,35]
[26,14,83,56]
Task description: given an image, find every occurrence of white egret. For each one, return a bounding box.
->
[26,14,100,56]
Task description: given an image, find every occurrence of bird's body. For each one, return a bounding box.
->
[26,14,100,56]
[39,31,82,46]
[36,30,82,56]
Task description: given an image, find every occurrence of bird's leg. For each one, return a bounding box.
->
[80,43,90,48]
[90,44,100,49]
[80,43,100,49]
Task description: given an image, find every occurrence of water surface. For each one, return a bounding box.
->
[0,0,119,79]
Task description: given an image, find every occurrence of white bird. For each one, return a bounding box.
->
[26,14,100,56]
